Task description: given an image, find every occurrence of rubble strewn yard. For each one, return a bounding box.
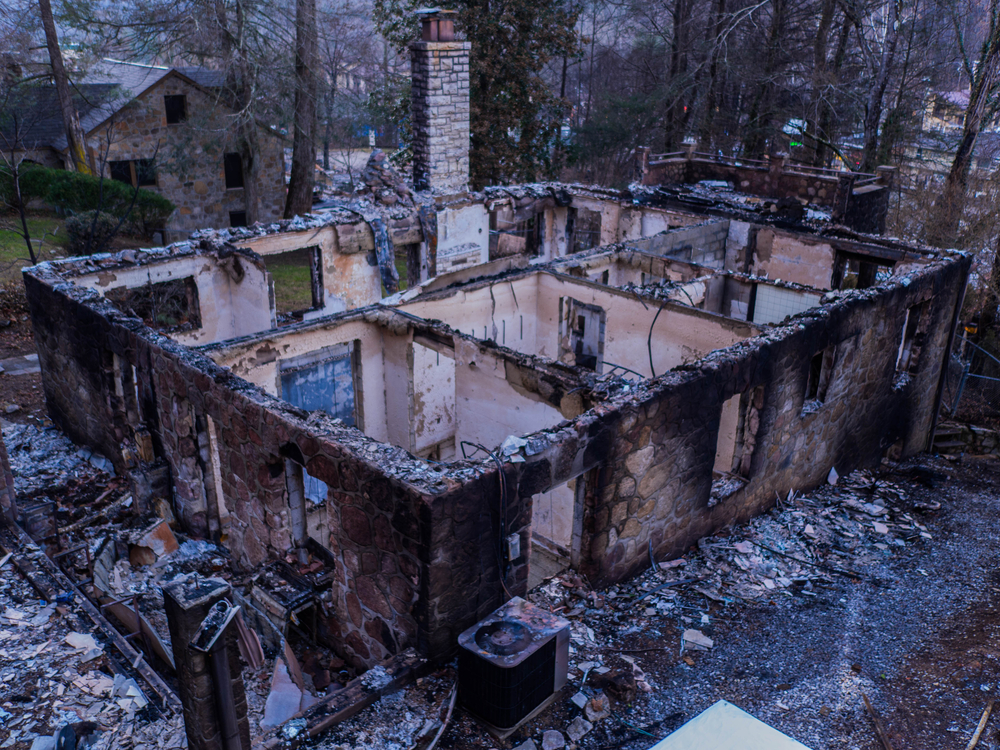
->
[0,537,185,750]
[295,454,1000,750]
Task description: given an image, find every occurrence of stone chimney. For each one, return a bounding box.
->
[410,9,471,192]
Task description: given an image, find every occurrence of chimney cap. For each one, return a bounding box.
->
[415,7,458,17]
[416,8,458,41]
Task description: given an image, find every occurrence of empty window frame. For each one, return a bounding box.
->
[559,297,606,372]
[279,342,362,430]
[710,386,765,504]
[804,344,837,405]
[224,152,244,189]
[135,159,157,186]
[109,160,132,184]
[105,277,202,332]
[834,253,894,290]
[264,246,324,319]
[107,159,157,188]
[164,95,187,124]
[229,211,247,228]
[571,207,602,253]
[896,300,930,374]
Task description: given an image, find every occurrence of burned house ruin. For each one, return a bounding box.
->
[14,11,971,748]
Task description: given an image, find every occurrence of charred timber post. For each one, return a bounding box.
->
[164,577,251,750]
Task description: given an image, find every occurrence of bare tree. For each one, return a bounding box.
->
[285,0,318,218]
[37,0,92,174]
[926,0,1000,247]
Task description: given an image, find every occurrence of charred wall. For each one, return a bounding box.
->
[22,265,451,668]
[567,254,968,584]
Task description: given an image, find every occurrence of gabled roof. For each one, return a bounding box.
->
[2,59,226,153]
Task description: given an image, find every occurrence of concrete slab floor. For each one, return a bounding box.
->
[429,454,1000,750]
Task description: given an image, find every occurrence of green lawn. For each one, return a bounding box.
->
[0,213,72,282]
[265,249,316,313]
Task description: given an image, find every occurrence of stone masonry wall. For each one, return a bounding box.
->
[627,220,730,267]
[576,255,969,585]
[410,41,471,192]
[24,266,436,668]
[89,73,285,238]
[22,240,968,665]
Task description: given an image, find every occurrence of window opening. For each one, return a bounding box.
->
[896,300,929,374]
[164,95,187,124]
[229,211,247,228]
[105,277,202,333]
[109,160,132,184]
[835,253,894,290]
[264,246,324,321]
[560,298,606,372]
[804,345,837,407]
[572,207,602,253]
[135,159,157,186]
[224,152,244,189]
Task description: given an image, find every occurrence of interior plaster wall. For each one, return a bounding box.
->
[400,274,542,354]
[412,342,456,455]
[534,274,755,376]
[452,337,569,453]
[204,319,391,444]
[752,228,837,289]
[72,253,273,346]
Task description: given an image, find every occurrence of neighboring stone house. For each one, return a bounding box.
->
[13,60,286,239]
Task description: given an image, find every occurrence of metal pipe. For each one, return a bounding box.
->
[208,642,243,750]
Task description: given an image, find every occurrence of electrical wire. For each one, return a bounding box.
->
[647,301,669,378]
[461,440,513,601]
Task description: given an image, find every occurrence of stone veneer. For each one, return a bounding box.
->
[22,220,969,668]
[410,41,471,192]
[88,72,285,238]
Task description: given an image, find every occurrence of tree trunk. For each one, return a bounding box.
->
[231,0,261,224]
[663,0,691,152]
[927,2,1000,247]
[285,0,318,218]
[698,0,727,147]
[806,0,836,164]
[742,0,785,157]
[38,0,91,174]
[814,15,852,167]
[859,0,900,173]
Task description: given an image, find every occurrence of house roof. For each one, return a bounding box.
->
[2,59,226,154]
[0,82,119,154]
[937,90,970,108]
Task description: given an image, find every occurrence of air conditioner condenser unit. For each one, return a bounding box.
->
[458,596,570,735]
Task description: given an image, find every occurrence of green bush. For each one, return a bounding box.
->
[65,210,119,255]
[3,165,174,236]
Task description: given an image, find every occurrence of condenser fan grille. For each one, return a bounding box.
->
[474,620,532,656]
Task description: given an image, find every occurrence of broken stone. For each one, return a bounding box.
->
[682,629,714,651]
[584,691,611,722]
[566,716,593,742]
[513,741,538,750]
[128,518,180,566]
[541,729,565,749]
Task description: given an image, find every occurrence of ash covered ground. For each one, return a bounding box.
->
[327,454,1000,750]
